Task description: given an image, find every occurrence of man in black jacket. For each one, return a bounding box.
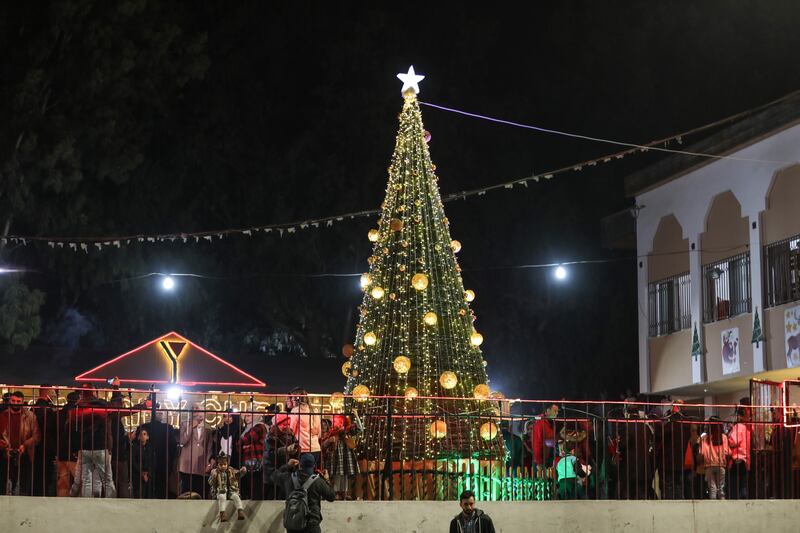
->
[273,453,335,533]
[449,490,496,533]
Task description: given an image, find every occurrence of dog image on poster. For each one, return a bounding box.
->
[721,327,740,375]
[786,306,800,369]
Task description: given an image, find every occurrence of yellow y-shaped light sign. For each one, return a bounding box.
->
[158,340,187,383]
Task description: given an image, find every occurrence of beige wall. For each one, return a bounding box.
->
[4,497,800,533]
[649,329,692,392]
[649,214,690,282]
[704,313,753,383]
[701,191,749,265]
[711,389,749,421]
[763,165,800,244]
[766,302,800,371]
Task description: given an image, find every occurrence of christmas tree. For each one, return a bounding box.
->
[343,67,505,462]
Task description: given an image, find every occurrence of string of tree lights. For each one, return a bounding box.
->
[3,87,796,252]
[341,68,505,462]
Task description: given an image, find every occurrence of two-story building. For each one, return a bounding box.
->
[625,93,800,413]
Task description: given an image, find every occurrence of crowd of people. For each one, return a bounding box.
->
[0,384,360,511]
[4,384,800,508]
[505,398,800,501]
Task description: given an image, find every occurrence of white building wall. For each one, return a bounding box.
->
[635,122,800,393]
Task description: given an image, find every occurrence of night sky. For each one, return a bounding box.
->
[2,2,800,400]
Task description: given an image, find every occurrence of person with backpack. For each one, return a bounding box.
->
[273,453,335,533]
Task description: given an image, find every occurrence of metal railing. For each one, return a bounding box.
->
[648,272,691,337]
[2,385,800,501]
[764,234,800,308]
[703,252,752,323]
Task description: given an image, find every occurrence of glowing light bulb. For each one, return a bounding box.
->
[393,355,411,374]
[423,312,438,326]
[470,331,484,346]
[555,265,567,280]
[360,273,372,288]
[162,276,175,291]
[473,384,491,400]
[411,273,429,291]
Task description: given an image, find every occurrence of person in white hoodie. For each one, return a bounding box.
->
[287,388,322,467]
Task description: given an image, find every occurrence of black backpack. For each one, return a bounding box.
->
[283,472,318,530]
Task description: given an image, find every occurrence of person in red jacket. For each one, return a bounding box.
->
[531,403,559,475]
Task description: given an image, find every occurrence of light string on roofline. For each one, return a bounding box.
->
[3,89,798,252]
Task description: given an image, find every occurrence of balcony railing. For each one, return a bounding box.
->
[2,385,800,501]
[764,234,800,308]
[648,272,691,337]
[703,252,752,324]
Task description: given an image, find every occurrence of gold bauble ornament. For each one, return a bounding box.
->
[341,361,352,377]
[430,420,447,439]
[360,273,371,288]
[439,371,458,389]
[480,421,500,441]
[470,331,484,346]
[352,385,370,402]
[329,392,345,410]
[411,273,429,291]
[393,355,411,374]
[482,360,488,367]
[382,247,389,255]
[368,229,380,242]
[371,286,385,299]
[464,290,476,302]
[423,312,438,326]
[367,256,376,265]
[351,369,359,377]
[458,309,466,316]
[473,384,491,400]
[404,387,419,399]
[342,344,354,358]
[490,391,506,400]
[389,292,397,300]
[451,240,462,253]
[390,218,404,232]
[399,264,407,272]
[363,331,377,346]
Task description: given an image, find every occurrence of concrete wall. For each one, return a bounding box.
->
[704,313,753,383]
[4,497,800,533]
[700,191,749,266]
[649,329,692,392]
[766,301,800,371]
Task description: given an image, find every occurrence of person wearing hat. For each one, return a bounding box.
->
[272,453,335,533]
[208,452,247,522]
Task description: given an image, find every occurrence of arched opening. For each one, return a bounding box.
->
[701,191,750,323]
[648,215,690,336]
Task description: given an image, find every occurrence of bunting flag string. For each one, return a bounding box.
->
[3,90,797,252]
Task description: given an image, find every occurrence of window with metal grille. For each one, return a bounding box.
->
[702,251,751,323]
[648,272,691,337]
[764,234,800,308]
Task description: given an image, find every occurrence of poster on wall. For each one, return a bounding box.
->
[786,305,800,368]
[721,327,740,375]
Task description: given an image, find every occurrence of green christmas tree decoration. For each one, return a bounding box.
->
[751,308,764,347]
[344,68,505,462]
[691,324,701,362]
